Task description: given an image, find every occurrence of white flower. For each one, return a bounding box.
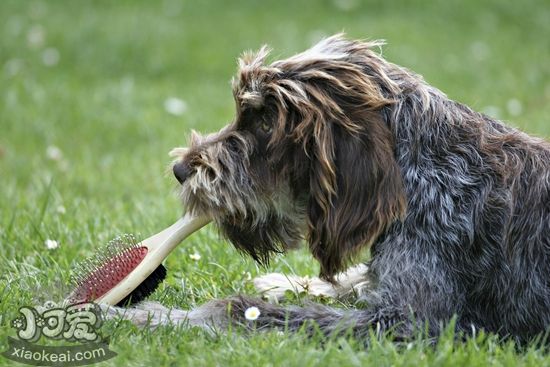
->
[42,48,60,67]
[189,252,201,261]
[164,97,187,116]
[507,98,522,116]
[56,205,66,214]
[27,25,45,48]
[332,0,359,11]
[46,145,62,161]
[470,41,490,61]
[4,59,23,77]
[45,239,59,250]
[244,306,260,321]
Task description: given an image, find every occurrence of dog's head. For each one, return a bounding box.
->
[171,35,407,280]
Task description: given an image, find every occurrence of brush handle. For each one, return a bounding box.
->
[96,213,210,305]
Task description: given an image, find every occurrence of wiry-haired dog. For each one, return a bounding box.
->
[109,35,550,344]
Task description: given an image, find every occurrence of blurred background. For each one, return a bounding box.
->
[1,2,549,363]
[0,0,549,301]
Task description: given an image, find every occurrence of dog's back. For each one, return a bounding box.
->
[378,86,550,340]
[460,113,550,339]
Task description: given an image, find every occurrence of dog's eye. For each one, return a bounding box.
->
[260,121,273,134]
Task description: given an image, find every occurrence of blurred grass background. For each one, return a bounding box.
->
[1,0,549,366]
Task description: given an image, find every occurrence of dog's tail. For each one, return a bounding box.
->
[222,295,365,336]
[103,296,407,340]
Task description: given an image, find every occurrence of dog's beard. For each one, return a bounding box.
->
[182,178,307,265]
[177,132,307,265]
[220,210,305,265]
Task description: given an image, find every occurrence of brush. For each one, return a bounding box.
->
[67,213,211,306]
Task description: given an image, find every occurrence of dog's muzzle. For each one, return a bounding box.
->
[173,161,191,184]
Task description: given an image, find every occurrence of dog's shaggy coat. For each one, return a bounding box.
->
[115,35,550,344]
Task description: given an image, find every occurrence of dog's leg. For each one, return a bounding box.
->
[253,263,370,301]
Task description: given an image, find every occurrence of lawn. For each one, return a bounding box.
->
[1,0,549,366]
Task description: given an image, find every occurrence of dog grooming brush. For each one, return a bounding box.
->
[67,213,210,306]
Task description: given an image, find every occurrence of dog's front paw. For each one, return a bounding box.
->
[253,264,371,302]
[253,273,339,302]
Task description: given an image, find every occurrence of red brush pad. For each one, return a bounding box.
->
[70,246,148,303]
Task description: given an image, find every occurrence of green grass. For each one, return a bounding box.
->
[1,0,550,365]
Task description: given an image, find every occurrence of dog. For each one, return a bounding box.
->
[107,34,550,344]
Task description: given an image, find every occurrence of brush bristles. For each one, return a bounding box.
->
[68,234,149,304]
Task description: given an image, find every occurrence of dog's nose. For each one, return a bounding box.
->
[173,161,191,184]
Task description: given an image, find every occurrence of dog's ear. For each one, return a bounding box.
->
[307,113,406,281]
